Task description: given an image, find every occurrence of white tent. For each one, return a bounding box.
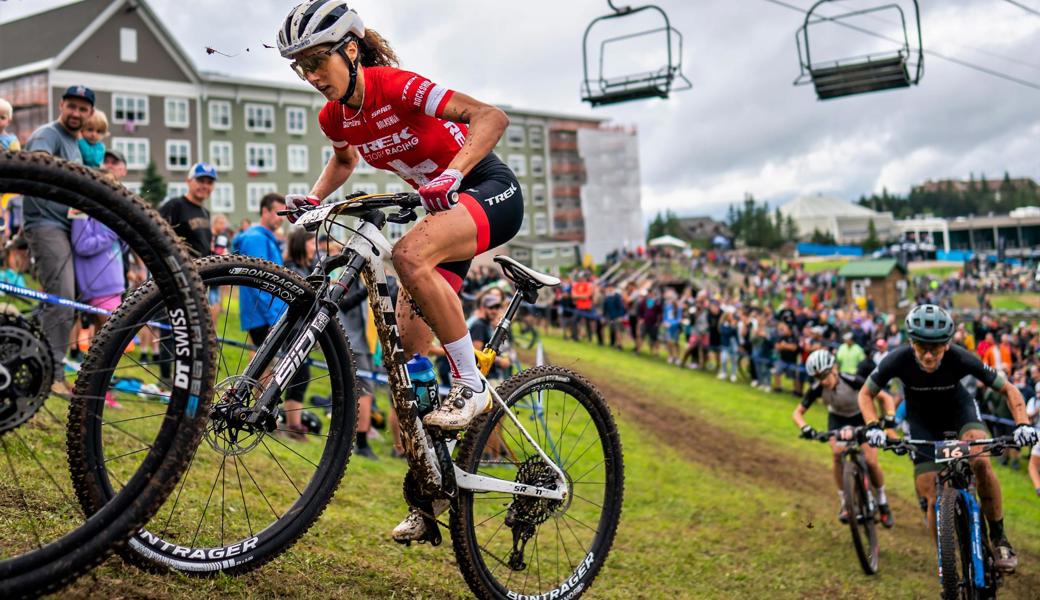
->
[648,235,689,248]
[779,194,895,244]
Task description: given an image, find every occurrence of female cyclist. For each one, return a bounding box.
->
[277,1,524,541]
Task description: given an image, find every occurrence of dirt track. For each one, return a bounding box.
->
[582,364,1040,598]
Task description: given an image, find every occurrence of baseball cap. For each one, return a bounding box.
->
[103,148,126,164]
[842,332,854,341]
[482,295,503,308]
[188,162,218,181]
[62,85,95,106]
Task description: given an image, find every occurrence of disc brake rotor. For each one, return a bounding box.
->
[204,375,267,456]
[0,313,54,435]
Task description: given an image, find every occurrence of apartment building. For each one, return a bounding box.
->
[0,0,639,269]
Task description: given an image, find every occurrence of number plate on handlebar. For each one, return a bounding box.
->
[294,203,338,227]
[934,440,970,463]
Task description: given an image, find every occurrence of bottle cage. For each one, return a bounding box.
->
[580,0,692,107]
[794,0,923,100]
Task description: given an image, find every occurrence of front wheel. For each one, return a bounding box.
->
[843,456,879,575]
[450,365,624,600]
[937,485,977,600]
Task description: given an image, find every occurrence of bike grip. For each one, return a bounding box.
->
[450,191,459,204]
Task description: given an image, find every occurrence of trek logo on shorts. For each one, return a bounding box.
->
[484,183,518,206]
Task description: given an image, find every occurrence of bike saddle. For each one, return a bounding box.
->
[493,255,561,290]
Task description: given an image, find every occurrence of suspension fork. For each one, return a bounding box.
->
[238,250,368,426]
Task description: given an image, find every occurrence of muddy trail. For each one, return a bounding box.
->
[565,358,1040,598]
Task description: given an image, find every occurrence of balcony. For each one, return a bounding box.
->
[550,139,578,152]
[553,186,581,198]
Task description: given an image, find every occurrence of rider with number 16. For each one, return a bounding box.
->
[859,304,1039,572]
[276,0,525,542]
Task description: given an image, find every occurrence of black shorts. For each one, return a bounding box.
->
[827,412,866,431]
[435,154,524,292]
[906,395,988,475]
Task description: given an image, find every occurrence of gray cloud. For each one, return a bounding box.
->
[3,0,1038,220]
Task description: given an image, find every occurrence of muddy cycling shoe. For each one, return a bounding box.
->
[879,503,894,529]
[838,503,849,524]
[993,538,1018,573]
[423,381,491,430]
[392,500,450,544]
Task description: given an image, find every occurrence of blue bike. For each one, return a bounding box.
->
[887,435,1019,600]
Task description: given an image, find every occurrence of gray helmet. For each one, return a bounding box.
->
[805,349,835,378]
[905,304,954,344]
[277,0,365,59]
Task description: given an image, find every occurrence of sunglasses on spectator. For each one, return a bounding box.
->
[486,304,503,310]
[290,40,347,79]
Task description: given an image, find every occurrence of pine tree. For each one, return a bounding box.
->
[863,218,880,252]
[140,160,167,208]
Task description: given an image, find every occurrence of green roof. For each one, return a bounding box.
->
[837,259,905,278]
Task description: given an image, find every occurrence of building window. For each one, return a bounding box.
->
[245,143,276,172]
[534,213,548,235]
[530,155,545,177]
[508,155,527,177]
[287,145,309,173]
[211,183,235,213]
[286,107,307,134]
[519,214,530,236]
[165,140,190,170]
[245,103,274,132]
[287,183,310,196]
[209,100,231,130]
[209,141,232,171]
[385,183,405,194]
[112,137,149,170]
[352,183,379,195]
[112,94,148,125]
[536,248,557,260]
[528,125,544,147]
[506,125,525,147]
[120,28,137,63]
[167,182,189,200]
[321,146,334,165]
[532,183,546,205]
[247,183,278,213]
[122,181,142,194]
[164,98,189,128]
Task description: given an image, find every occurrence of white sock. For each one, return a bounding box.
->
[837,490,845,504]
[443,334,483,391]
[877,486,887,505]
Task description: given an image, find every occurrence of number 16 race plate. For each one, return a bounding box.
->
[935,440,971,463]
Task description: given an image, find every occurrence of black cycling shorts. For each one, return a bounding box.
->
[435,154,524,292]
[827,412,865,431]
[906,395,988,475]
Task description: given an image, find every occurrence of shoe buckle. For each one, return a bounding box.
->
[461,387,473,400]
[453,398,466,409]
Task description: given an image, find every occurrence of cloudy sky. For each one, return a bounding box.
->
[3,0,1039,219]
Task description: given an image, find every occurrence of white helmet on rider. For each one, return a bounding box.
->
[805,349,836,378]
[277,0,365,59]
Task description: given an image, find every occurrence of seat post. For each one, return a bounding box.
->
[487,289,525,354]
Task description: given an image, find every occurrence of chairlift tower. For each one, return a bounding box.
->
[794,0,923,100]
[581,0,691,107]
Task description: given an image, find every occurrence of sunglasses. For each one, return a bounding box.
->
[912,342,946,357]
[289,40,347,80]
[486,304,503,310]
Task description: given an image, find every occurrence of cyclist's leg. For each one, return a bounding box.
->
[963,426,1003,524]
[915,470,939,540]
[862,444,885,489]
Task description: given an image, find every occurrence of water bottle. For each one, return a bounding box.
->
[406,354,439,417]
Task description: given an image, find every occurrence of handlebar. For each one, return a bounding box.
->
[277,192,423,218]
[882,435,1020,457]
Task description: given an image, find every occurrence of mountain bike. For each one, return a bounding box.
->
[807,426,880,575]
[71,192,625,600]
[0,151,216,598]
[886,435,1018,600]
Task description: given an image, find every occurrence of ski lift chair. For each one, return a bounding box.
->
[581,1,692,107]
[794,0,923,100]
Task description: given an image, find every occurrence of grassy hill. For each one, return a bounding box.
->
[55,335,1040,599]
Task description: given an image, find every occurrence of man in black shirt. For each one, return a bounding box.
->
[859,304,1037,572]
[159,162,217,258]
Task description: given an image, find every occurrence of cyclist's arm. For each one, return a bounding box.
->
[858,381,881,424]
[792,404,810,429]
[792,388,818,429]
[999,380,1030,425]
[310,144,359,200]
[438,92,508,177]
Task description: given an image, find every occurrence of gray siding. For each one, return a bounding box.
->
[0,0,108,70]
[58,6,191,83]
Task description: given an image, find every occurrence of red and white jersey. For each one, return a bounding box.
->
[318,66,468,189]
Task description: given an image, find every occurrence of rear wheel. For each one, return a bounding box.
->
[68,255,357,575]
[451,365,624,600]
[0,151,215,598]
[843,456,879,575]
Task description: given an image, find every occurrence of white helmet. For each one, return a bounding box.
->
[277,0,365,59]
[805,349,836,378]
